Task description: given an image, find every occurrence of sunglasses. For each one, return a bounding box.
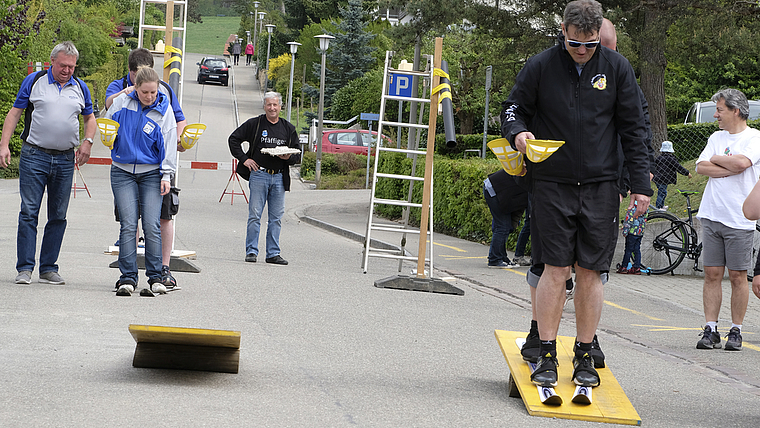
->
[566,39,600,49]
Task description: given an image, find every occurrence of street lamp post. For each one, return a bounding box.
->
[264,24,276,91]
[256,12,266,73]
[314,34,334,188]
[286,42,301,122]
[251,2,259,68]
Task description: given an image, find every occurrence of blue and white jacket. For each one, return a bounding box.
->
[106,90,177,181]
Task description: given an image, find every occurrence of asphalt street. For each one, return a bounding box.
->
[0,52,758,427]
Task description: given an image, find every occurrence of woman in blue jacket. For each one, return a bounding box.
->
[106,67,177,297]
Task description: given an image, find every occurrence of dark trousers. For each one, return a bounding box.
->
[622,234,643,268]
[484,186,513,264]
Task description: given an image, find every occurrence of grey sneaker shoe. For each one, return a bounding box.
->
[696,325,721,349]
[39,271,65,285]
[15,271,32,284]
[513,256,532,266]
[725,327,742,351]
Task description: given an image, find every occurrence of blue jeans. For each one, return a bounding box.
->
[484,186,513,265]
[622,234,643,268]
[246,170,285,258]
[17,144,75,274]
[514,199,531,257]
[110,166,162,283]
[655,182,668,209]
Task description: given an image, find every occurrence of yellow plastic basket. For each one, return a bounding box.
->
[96,118,120,150]
[525,139,565,163]
[180,123,207,150]
[487,138,524,175]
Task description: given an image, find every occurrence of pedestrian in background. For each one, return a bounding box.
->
[483,169,528,268]
[0,41,96,286]
[617,199,647,274]
[652,140,691,211]
[228,92,300,265]
[245,42,254,66]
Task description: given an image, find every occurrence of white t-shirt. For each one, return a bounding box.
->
[697,127,760,230]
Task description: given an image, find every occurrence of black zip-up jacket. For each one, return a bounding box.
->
[500,34,653,197]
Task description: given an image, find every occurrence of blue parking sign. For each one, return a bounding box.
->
[389,73,412,98]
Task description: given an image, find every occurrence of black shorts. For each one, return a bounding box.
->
[532,180,619,271]
[114,177,179,221]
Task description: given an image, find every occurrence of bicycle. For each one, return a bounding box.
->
[642,189,760,276]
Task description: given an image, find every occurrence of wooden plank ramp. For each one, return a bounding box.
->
[129,324,241,374]
[495,330,641,426]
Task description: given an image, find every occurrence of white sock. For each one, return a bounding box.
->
[731,323,742,332]
[707,321,718,332]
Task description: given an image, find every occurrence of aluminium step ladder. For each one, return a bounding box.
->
[362,50,436,275]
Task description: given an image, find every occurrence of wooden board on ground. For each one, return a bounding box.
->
[105,247,197,259]
[129,324,241,374]
[494,330,641,426]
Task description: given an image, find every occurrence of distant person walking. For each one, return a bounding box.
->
[652,141,691,210]
[245,43,254,66]
[0,41,96,285]
[231,40,242,66]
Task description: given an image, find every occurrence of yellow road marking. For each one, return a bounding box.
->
[604,301,664,321]
[631,324,701,331]
[429,240,467,252]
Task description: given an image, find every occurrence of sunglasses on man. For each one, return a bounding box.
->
[566,39,600,49]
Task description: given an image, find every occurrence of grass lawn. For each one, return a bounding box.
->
[186,16,242,56]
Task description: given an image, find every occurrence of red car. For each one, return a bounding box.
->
[312,129,392,155]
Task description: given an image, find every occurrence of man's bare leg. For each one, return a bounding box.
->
[574,266,603,343]
[161,219,173,266]
[702,266,725,322]
[536,264,571,341]
[728,269,749,325]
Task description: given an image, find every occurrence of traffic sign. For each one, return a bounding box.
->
[361,113,380,122]
[389,73,412,97]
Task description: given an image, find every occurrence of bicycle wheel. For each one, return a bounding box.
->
[642,211,688,275]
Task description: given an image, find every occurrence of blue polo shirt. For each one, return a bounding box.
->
[14,71,93,151]
[105,74,185,123]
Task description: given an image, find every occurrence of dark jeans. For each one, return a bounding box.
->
[655,182,668,209]
[622,234,643,268]
[515,199,531,257]
[484,186,513,265]
[17,144,75,274]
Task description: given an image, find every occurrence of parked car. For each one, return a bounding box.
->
[197,57,229,86]
[684,100,760,124]
[310,129,392,156]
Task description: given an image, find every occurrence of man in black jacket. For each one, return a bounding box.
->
[229,92,300,265]
[501,0,652,389]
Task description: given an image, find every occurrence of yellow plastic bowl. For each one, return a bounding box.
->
[180,123,207,150]
[487,138,524,175]
[95,118,119,150]
[525,139,565,163]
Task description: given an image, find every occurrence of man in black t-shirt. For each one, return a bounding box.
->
[228,92,300,264]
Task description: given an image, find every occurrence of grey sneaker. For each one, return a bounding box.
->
[696,325,721,349]
[725,327,742,351]
[15,271,32,284]
[39,271,65,285]
[513,256,532,266]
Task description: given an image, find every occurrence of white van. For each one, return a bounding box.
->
[684,100,760,124]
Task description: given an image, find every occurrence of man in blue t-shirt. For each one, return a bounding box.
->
[105,48,187,290]
[0,41,96,285]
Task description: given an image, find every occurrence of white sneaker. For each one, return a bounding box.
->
[116,283,135,296]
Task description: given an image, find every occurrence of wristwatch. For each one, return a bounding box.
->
[83,137,93,144]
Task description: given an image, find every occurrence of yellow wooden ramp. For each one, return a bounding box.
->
[129,324,241,374]
[495,330,641,426]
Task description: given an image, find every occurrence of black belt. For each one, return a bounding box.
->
[261,168,282,174]
[24,142,74,156]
